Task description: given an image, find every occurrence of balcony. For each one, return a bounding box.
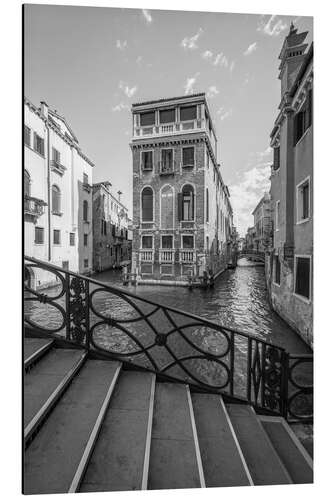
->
[139,250,154,262]
[134,119,205,139]
[159,249,174,264]
[179,249,196,264]
[159,160,175,176]
[24,196,47,218]
[51,160,66,176]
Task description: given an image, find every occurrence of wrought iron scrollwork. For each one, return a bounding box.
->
[23,256,313,422]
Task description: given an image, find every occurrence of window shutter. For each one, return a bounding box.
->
[307,88,312,128]
[178,193,183,221]
[191,193,195,220]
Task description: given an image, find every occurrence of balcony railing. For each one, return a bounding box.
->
[50,160,66,176]
[159,160,175,175]
[24,196,47,217]
[179,249,196,264]
[134,119,205,139]
[140,250,154,262]
[159,249,174,263]
[24,255,313,423]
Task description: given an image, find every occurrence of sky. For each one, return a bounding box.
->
[24,5,313,236]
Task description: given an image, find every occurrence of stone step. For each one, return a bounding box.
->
[80,371,155,492]
[24,348,87,443]
[259,416,313,484]
[191,393,252,487]
[148,383,205,490]
[24,359,122,495]
[24,338,54,370]
[226,404,292,485]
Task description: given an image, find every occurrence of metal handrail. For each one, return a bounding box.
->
[24,255,313,422]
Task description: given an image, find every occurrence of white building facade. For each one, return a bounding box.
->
[24,98,94,289]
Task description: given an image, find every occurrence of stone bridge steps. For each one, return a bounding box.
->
[23,338,313,493]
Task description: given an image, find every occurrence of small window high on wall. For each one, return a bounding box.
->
[180,105,197,121]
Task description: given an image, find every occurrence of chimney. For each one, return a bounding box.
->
[117,190,122,202]
[40,101,49,119]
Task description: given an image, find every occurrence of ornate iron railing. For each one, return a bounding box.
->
[24,256,313,422]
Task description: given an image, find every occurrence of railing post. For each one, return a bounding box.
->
[281,351,290,419]
[84,279,90,351]
[247,337,252,402]
[65,273,71,341]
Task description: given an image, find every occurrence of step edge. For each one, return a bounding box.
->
[68,361,122,493]
[186,386,206,488]
[220,399,254,486]
[248,406,293,484]
[24,350,87,443]
[141,373,156,490]
[259,415,313,470]
[24,339,54,370]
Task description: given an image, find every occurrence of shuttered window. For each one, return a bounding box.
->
[140,111,155,126]
[70,233,75,246]
[141,187,153,221]
[142,151,153,170]
[52,147,61,164]
[52,185,61,213]
[274,255,281,285]
[24,170,31,197]
[294,89,312,146]
[182,147,194,167]
[161,185,174,228]
[159,108,175,124]
[34,227,44,244]
[34,133,45,156]
[295,257,311,299]
[179,185,195,221]
[83,200,89,222]
[180,105,197,121]
[273,147,280,170]
[53,229,61,245]
[24,126,31,147]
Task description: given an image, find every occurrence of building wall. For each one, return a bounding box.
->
[24,99,94,289]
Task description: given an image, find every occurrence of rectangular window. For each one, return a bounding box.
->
[84,234,88,246]
[52,147,61,164]
[142,235,153,249]
[84,259,89,268]
[273,147,280,170]
[24,125,31,147]
[294,90,312,146]
[182,147,195,168]
[53,229,61,245]
[69,233,75,246]
[140,111,155,126]
[274,255,281,285]
[111,224,116,237]
[101,219,107,235]
[142,151,153,171]
[159,108,175,124]
[182,235,194,248]
[295,256,311,300]
[161,149,173,173]
[34,226,44,244]
[180,105,197,121]
[161,235,173,248]
[34,133,45,156]
[297,178,310,222]
[275,200,280,230]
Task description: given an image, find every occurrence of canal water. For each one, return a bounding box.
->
[92,259,309,355]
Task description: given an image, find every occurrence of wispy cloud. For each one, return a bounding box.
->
[136,55,143,65]
[184,73,200,95]
[119,81,137,98]
[207,85,219,98]
[201,49,229,68]
[112,102,130,112]
[257,15,288,36]
[142,9,153,24]
[229,61,235,73]
[243,42,257,56]
[229,160,271,235]
[217,107,233,122]
[116,39,127,50]
[181,28,203,50]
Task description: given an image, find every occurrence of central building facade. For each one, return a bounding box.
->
[130,93,234,285]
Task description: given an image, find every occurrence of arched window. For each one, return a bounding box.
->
[52,184,61,213]
[160,185,174,228]
[83,200,89,222]
[24,170,31,197]
[206,188,209,222]
[178,184,194,221]
[141,187,153,222]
